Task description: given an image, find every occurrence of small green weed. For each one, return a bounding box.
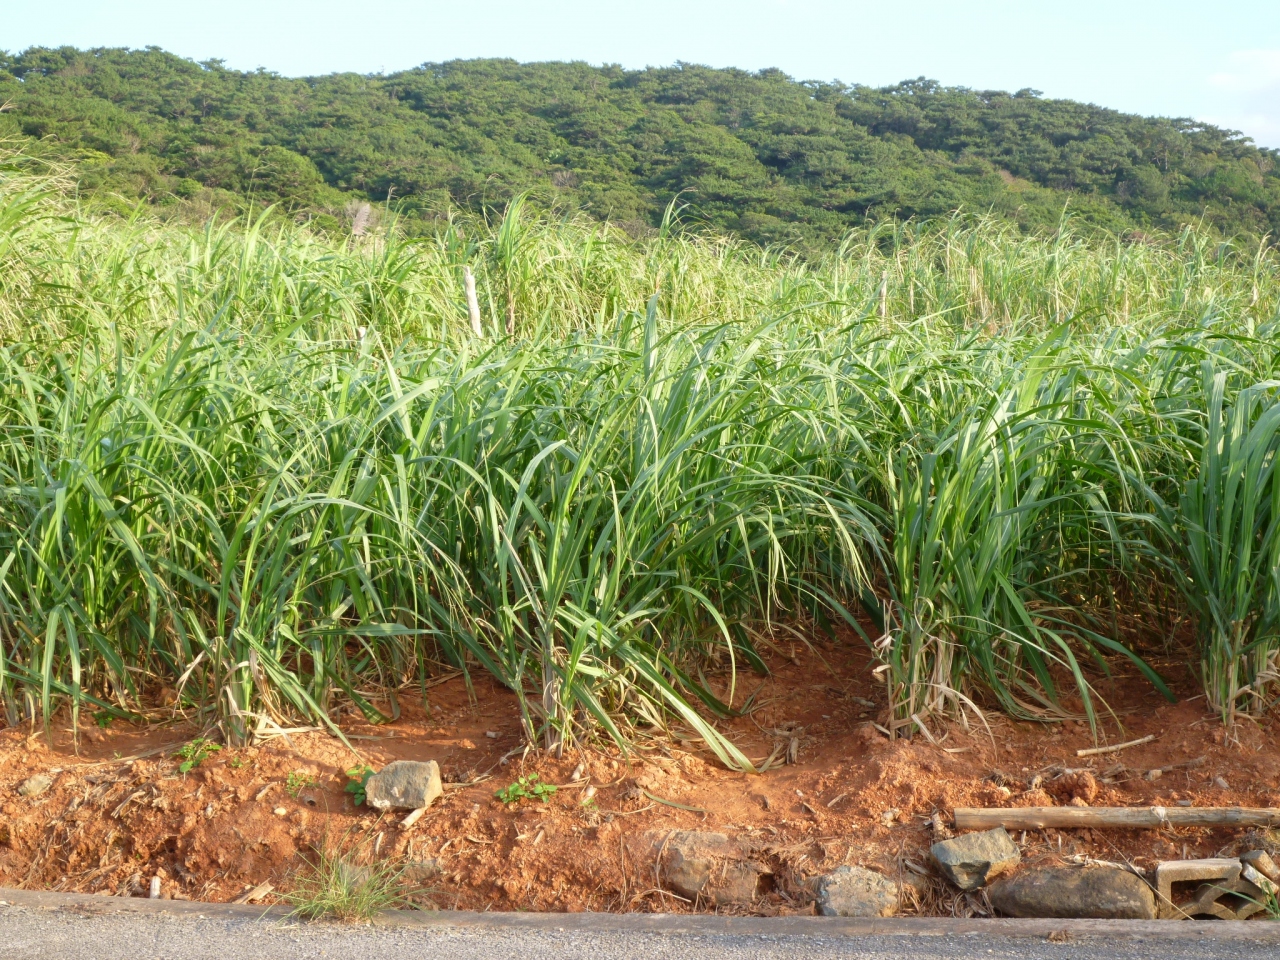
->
[92,711,112,729]
[495,773,556,804]
[287,771,318,797]
[228,756,245,769]
[345,766,374,806]
[175,737,221,773]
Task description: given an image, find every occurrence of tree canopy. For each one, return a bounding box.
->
[3,46,1278,245]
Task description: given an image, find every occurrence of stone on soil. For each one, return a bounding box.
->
[17,775,52,798]
[1242,849,1280,883]
[989,864,1156,919]
[931,827,1020,891]
[364,760,442,812]
[403,857,442,882]
[658,830,769,905]
[815,865,898,917]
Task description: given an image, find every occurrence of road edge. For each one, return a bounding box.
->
[3,887,1279,941]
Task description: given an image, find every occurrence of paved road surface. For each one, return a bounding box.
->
[3,891,1278,960]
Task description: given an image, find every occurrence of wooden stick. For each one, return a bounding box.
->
[233,882,274,904]
[955,806,1280,831]
[1076,734,1157,757]
[400,806,428,829]
[464,266,483,338]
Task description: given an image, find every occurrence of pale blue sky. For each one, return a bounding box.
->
[5,0,1279,146]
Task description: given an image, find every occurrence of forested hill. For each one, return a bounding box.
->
[3,46,1279,245]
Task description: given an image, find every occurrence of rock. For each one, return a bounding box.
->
[336,862,372,890]
[17,775,52,798]
[365,760,442,812]
[1242,862,1279,898]
[931,828,1020,891]
[989,864,1156,919]
[1213,776,1230,791]
[715,861,770,904]
[1242,849,1280,883]
[815,865,899,917]
[402,857,442,882]
[658,830,769,905]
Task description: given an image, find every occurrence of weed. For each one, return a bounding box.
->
[286,771,318,797]
[496,774,557,804]
[175,738,221,774]
[345,767,374,807]
[282,845,415,922]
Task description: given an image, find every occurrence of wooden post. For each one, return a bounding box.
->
[954,806,1280,831]
[464,266,482,338]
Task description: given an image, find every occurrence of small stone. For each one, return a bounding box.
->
[365,760,443,812]
[931,828,1021,891]
[879,808,900,825]
[1242,850,1280,883]
[273,806,287,816]
[1243,862,1279,898]
[402,857,442,882]
[1213,776,1230,791]
[989,864,1156,919]
[17,775,52,798]
[815,865,898,917]
[1145,769,1162,781]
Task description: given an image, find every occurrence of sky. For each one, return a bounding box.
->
[4,0,1279,147]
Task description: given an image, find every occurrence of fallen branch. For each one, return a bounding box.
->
[955,806,1280,831]
[642,789,707,815]
[1075,734,1156,757]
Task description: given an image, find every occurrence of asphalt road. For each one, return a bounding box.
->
[3,892,1279,960]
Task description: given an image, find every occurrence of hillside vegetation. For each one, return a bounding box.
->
[2,46,1279,247]
[2,151,1279,760]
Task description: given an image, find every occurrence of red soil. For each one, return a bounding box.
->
[2,639,1279,916]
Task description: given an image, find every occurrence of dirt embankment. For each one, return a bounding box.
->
[2,643,1279,915]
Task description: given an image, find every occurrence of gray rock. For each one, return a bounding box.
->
[989,864,1157,919]
[17,775,53,798]
[364,760,442,811]
[658,830,769,905]
[402,857,442,883]
[931,827,1020,891]
[816,865,898,917]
